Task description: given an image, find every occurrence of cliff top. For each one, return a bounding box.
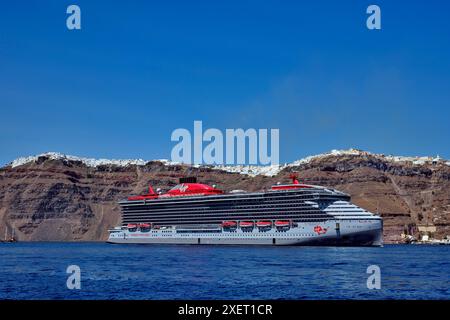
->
[4,148,449,177]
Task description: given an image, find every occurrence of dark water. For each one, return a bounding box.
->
[0,242,449,300]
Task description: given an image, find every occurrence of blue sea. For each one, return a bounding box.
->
[0,243,448,300]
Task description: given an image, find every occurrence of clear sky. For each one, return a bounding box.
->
[1,0,449,165]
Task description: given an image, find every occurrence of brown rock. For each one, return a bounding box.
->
[1,152,449,243]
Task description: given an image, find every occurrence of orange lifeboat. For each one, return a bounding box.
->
[222,221,237,228]
[127,224,138,232]
[274,220,290,227]
[139,223,151,231]
[256,221,272,228]
[139,223,151,228]
[275,220,290,231]
[139,223,152,231]
[239,221,254,228]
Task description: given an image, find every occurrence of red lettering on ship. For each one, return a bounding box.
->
[314,225,328,235]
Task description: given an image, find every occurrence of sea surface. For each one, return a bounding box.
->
[0,242,449,300]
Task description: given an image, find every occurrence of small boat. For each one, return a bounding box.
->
[127,224,138,232]
[239,221,254,228]
[256,221,272,228]
[274,220,290,227]
[275,220,290,231]
[2,226,18,243]
[139,223,151,231]
[222,221,237,228]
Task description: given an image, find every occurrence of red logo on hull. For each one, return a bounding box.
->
[314,225,328,235]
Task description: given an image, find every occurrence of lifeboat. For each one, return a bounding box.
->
[127,224,138,232]
[275,220,290,231]
[274,220,290,227]
[239,221,254,228]
[222,221,237,228]
[139,223,151,228]
[139,223,151,232]
[256,221,272,228]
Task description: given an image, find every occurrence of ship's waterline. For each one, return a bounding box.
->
[108,176,383,246]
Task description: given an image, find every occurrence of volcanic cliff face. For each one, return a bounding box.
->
[0,150,449,243]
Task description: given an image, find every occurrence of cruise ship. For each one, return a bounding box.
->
[107,176,383,246]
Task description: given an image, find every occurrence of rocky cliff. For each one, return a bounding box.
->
[1,150,449,243]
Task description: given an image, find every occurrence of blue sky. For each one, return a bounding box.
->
[1,0,449,165]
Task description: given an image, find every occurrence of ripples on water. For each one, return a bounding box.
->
[0,243,448,299]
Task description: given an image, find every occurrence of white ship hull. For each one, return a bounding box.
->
[108,218,383,246]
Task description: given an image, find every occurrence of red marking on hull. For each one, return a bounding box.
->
[313,225,328,235]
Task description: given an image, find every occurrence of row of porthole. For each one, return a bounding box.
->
[149,230,173,233]
[224,231,291,233]
[175,233,315,237]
